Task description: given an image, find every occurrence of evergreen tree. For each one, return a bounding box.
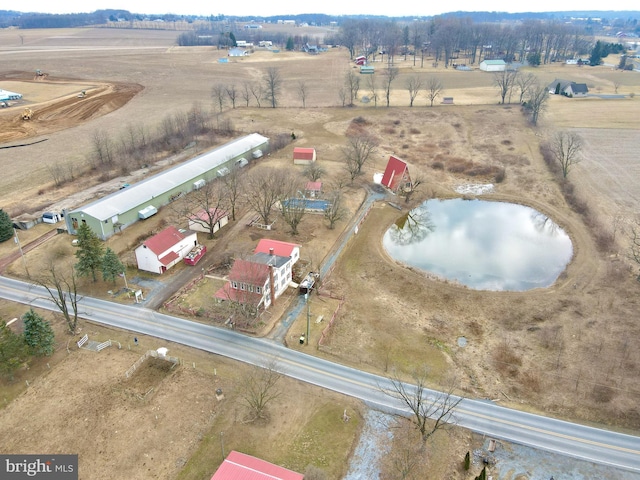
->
[0,209,13,243]
[229,31,237,46]
[464,451,471,470]
[286,37,294,51]
[74,223,104,282]
[0,320,28,379]
[589,40,603,66]
[102,247,125,284]
[22,309,55,356]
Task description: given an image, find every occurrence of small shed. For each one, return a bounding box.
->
[293,147,316,165]
[360,65,375,74]
[381,155,412,193]
[479,59,506,72]
[442,97,454,104]
[228,48,247,57]
[135,226,198,274]
[305,181,322,198]
[188,208,229,235]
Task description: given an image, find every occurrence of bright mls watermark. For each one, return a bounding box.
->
[1,455,77,479]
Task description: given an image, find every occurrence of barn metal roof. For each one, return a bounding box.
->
[210,451,303,480]
[75,133,268,221]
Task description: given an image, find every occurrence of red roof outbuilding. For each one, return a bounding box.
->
[381,155,411,193]
[143,226,187,255]
[211,450,304,480]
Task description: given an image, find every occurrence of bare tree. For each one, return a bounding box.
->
[225,84,238,109]
[238,358,283,422]
[249,82,264,108]
[211,83,226,113]
[297,80,308,108]
[380,366,461,443]
[344,71,361,106]
[515,71,536,104]
[406,75,423,107]
[550,131,583,178]
[366,74,378,107]
[244,168,289,225]
[382,66,399,107]
[323,189,347,229]
[343,132,379,181]
[524,82,548,126]
[91,129,115,167]
[425,76,443,107]
[279,197,306,235]
[221,165,244,221]
[303,162,326,182]
[36,263,81,335]
[264,67,282,108]
[494,70,518,104]
[241,81,252,107]
[174,179,229,239]
[380,418,427,480]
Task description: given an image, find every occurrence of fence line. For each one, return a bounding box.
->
[125,350,181,379]
[318,298,344,346]
[77,334,88,349]
[96,340,112,352]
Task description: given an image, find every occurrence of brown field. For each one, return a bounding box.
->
[1,26,640,479]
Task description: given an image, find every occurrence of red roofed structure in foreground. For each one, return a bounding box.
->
[211,450,304,480]
[381,155,412,193]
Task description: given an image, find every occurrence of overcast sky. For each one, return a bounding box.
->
[13,1,640,18]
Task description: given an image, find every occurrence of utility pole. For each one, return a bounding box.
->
[14,228,29,277]
[306,292,310,345]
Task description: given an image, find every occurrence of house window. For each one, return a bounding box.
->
[256,286,261,294]
[240,283,246,290]
[232,281,238,289]
[248,285,254,293]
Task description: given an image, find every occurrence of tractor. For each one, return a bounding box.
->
[21,108,33,120]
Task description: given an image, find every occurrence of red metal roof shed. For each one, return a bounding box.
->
[381,155,410,192]
[211,450,304,480]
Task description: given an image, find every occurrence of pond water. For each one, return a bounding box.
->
[383,199,573,291]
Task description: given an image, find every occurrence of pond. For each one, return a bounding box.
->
[383,199,573,291]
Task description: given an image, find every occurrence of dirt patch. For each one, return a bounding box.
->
[0,71,142,144]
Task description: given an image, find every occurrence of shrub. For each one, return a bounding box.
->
[431,161,444,170]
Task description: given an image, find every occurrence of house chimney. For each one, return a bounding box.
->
[269,247,274,256]
[268,264,275,307]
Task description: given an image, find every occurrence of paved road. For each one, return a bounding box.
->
[0,275,639,474]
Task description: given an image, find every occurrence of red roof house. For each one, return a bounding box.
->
[135,226,198,274]
[381,155,412,193]
[254,239,301,265]
[211,450,304,480]
[293,147,316,165]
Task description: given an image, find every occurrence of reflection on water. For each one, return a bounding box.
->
[383,199,573,291]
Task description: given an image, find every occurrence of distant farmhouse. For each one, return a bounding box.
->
[64,133,269,240]
[548,79,589,97]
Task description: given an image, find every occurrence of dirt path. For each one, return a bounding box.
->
[0,228,58,274]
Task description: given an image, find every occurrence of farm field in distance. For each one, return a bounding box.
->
[0,25,639,479]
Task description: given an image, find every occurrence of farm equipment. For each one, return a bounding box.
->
[21,108,33,120]
[77,90,86,98]
[34,69,48,79]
